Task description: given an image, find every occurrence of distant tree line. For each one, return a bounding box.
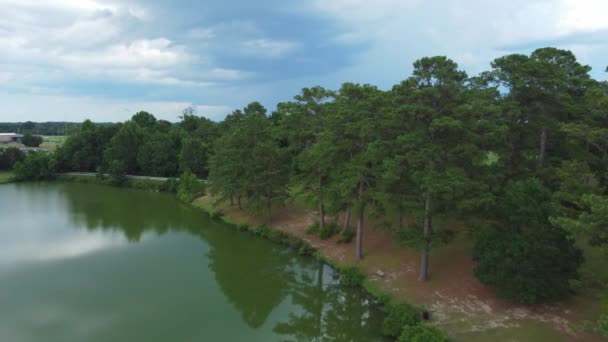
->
[0,121,78,136]
[8,48,608,324]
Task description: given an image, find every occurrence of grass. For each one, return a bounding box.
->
[40,135,66,151]
[0,171,14,184]
[0,136,66,151]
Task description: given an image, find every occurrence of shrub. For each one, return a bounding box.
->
[13,152,55,181]
[340,266,364,287]
[107,160,127,186]
[382,303,421,338]
[473,224,583,304]
[236,224,250,232]
[319,222,340,240]
[253,224,271,238]
[161,178,179,193]
[337,229,355,244]
[306,222,320,235]
[297,243,315,256]
[177,170,204,202]
[398,324,448,342]
[0,147,25,170]
[210,208,224,220]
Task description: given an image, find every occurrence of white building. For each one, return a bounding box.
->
[0,133,23,144]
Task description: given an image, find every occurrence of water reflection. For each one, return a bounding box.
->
[0,183,385,341]
[274,263,386,342]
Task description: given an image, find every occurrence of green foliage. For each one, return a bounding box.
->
[13,152,55,181]
[496,178,556,228]
[177,170,203,203]
[340,266,364,287]
[306,222,319,235]
[253,224,272,238]
[473,179,584,304]
[337,229,355,244]
[179,137,209,178]
[210,208,224,220]
[160,178,179,193]
[209,105,289,218]
[473,223,583,304]
[297,243,315,256]
[137,131,179,177]
[0,147,25,170]
[21,133,43,147]
[55,120,116,172]
[107,160,127,186]
[382,303,421,338]
[319,222,341,240]
[596,295,608,337]
[398,324,448,342]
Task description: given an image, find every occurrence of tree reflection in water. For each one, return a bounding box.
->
[59,182,385,340]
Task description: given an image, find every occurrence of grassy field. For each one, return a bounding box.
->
[0,171,14,184]
[40,135,66,151]
[0,135,66,151]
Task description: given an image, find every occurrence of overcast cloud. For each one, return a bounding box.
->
[0,0,607,122]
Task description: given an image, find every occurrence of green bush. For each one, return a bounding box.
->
[382,303,421,338]
[210,208,224,220]
[236,224,250,232]
[306,222,320,235]
[398,324,448,342]
[473,224,583,304]
[13,152,55,181]
[253,224,271,238]
[107,160,127,186]
[0,147,25,170]
[337,229,355,244]
[297,243,315,256]
[161,178,179,193]
[177,170,204,202]
[340,266,364,287]
[319,222,340,240]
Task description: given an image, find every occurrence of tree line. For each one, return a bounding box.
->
[9,48,608,321]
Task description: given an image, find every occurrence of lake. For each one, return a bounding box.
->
[0,182,387,342]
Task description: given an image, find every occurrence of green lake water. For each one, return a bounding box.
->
[0,182,386,342]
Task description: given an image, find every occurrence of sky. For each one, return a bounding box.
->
[1,0,607,122]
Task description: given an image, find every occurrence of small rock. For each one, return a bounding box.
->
[375,270,385,278]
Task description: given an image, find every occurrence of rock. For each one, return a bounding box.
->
[375,270,385,278]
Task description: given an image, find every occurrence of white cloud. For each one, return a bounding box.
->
[558,0,608,34]
[308,0,608,86]
[0,1,207,88]
[0,0,113,12]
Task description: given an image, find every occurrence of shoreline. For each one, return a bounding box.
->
[40,175,608,341]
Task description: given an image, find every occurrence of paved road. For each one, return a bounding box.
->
[63,172,172,181]
[63,172,208,183]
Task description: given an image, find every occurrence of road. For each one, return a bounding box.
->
[63,172,173,181]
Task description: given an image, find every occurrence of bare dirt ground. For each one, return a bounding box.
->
[194,196,606,342]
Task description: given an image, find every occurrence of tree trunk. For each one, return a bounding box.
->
[538,126,548,168]
[418,194,432,282]
[318,174,325,229]
[356,181,365,261]
[343,206,351,231]
[267,198,272,224]
[398,206,404,231]
[319,202,325,230]
[237,195,242,210]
